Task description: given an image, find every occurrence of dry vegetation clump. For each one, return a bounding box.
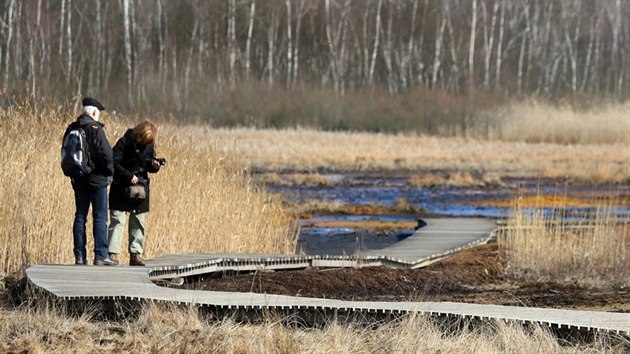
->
[500,197,630,287]
[0,303,623,353]
[285,198,426,219]
[490,100,630,144]
[409,171,505,188]
[0,101,295,274]
[256,172,333,187]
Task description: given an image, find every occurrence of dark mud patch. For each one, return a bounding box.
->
[182,243,630,312]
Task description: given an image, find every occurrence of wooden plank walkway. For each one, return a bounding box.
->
[146,218,498,279]
[26,218,630,334]
[26,264,630,334]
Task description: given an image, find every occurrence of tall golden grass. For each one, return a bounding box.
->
[1,303,621,353]
[210,127,629,182]
[500,195,629,287]
[490,100,630,144]
[0,102,295,274]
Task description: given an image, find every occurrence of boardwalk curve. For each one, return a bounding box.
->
[26,218,630,335]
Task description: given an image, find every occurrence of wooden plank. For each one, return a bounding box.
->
[26,218,629,334]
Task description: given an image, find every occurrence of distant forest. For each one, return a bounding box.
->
[1,0,629,117]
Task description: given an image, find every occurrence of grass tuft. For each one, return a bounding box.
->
[500,194,629,287]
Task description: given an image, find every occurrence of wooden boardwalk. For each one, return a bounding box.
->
[26,218,630,334]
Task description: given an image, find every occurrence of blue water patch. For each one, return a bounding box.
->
[264,174,630,254]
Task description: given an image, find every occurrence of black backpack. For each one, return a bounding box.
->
[61,122,93,178]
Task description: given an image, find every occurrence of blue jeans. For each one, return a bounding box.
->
[73,186,109,261]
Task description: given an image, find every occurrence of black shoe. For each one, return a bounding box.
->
[75,258,87,265]
[93,256,119,266]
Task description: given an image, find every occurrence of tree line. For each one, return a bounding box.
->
[1,0,629,114]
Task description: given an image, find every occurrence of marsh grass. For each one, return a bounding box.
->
[492,100,630,144]
[500,194,630,287]
[1,302,623,353]
[0,102,295,274]
[211,128,629,182]
[2,99,629,353]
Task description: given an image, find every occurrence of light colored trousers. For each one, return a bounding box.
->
[108,210,147,254]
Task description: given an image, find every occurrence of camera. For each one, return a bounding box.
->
[154,157,167,166]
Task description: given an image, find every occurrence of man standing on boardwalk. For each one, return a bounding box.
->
[62,97,117,265]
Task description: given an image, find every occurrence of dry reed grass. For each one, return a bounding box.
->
[500,196,630,287]
[210,128,629,182]
[409,171,505,188]
[256,172,333,187]
[0,102,295,275]
[490,100,630,144]
[0,303,621,353]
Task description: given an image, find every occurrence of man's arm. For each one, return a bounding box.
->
[94,127,114,177]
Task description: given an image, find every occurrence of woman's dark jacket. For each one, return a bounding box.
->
[109,129,160,213]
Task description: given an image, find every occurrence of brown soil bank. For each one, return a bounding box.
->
[183,242,630,313]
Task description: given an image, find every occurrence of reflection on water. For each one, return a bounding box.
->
[262,174,630,255]
[268,175,629,218]
[296,215,419,256]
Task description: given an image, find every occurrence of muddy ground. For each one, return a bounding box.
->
[183,241,630,313]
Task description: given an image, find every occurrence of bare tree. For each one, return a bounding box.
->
[482,0,498,89]
[285,0,292,87]
[292,0,306,85]
[517,2,529,95]
[431,4,447,89]
[2,0,15,87]
[468,0,477,92]
[324,0,351,94]
[66,0,72,81]
[123,0,133,106]
[368,0,382,88]
[494,0,505,91]
[245,0,256,79]
[228,0,236,88]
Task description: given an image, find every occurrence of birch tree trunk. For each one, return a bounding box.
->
[415,0,429,86]
[368,0,382,87]
[267,8,277,86]
[444,4,459,93]
[382,0,395,94]
[156,0,166,96]
[292,0,305,85]
[66,0,72,82]
[285,0,292,88]
[324,0,351,93]
[228,0,236,88]
[482,0,498,89]
[561,1,579,96]
[245,0,256,79]
[123,0,133,106]
[494,0,505,91]
[89,0,102,95]
[468,0,477,92]
[431,6,447,89]
[59,0,65,57]
[184,20,199,111]
[400,0,418,89]
[517,4,528,96]
[2,0,15,87]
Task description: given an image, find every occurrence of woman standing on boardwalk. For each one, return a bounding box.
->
[107,120,163,266]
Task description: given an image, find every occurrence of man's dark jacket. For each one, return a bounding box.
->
[109,129,160,213]
[63,114,114,189]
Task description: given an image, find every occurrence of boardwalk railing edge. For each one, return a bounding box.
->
[24,218,630,335]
